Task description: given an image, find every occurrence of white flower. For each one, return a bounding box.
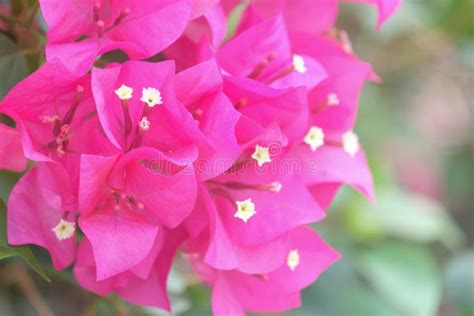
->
[342,130,359,156]
[304,126,325,151]
[115,84,133,100]
[234,198,256,223]
[251,145,272,167]
[140,87,163,107]
[293,54,307,74]
[52,219,76,241]
[287,249,300,271]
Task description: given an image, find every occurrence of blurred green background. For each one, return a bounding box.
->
[0,0,473,315]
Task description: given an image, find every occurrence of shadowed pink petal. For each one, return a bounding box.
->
[213,178,325,246]
[264,225,341,293]
[0,124,26,172]
[79,153,120,216]
[224,76,309,145]
[41,0,193,74]
[79,208,159,281]
[212,277,245,316]
[218,15,291,78]
[199,186,239,270]
[7,163,76,270]
[75,229,185,309]
[176,59,241,179]
[292,144,375,201]
[108,147,198,228]
[244,0,338,35]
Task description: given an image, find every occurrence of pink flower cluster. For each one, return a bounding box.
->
[0,0,400,314]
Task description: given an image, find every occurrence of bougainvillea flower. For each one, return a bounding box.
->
[0,123,26,172]
[164,1,226,71]
[175,59,241,180]
[92,60,205,163]
[227,0,338,36]
[203,162,325,250]
[223,75,309,146]
[0,0,403,313]
[226,0,401,35]
[190,226,340,315]
[184,185,294,272]
[218,16,327,91]
[0,59,116,191]
[79,147,196,280]
[7,162,76,270]
[289,33,375,204]
[41,0,193,74]
[74,228,184,309]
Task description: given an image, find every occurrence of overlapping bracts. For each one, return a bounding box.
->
[0,0,401,314]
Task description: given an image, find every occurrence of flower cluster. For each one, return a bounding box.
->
[0,0,400,314]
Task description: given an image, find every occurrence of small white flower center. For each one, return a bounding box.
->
[140,87,163,107]
[293,54,307,74]
[327,93,340,106]
[287,249,300,271]
[52,219,76,241]
[234,198,256,223]
[115,84,133,100]
[304,126,325,151]
[251,145,271,167]
[342,130,359,156]
[139,116,150,131]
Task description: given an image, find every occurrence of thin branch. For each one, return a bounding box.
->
[2,263,54,316]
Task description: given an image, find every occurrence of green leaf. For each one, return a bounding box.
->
[0,170,22,202]
[357,241,442,316]
[444,251,474,316]
[290,258,399,316]
[225,0,249,41]
[346,188,464,249]
[0,33,28,99]
[0,199,51,282]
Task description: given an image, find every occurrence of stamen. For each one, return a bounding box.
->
[62,85,84,125]
[234,97,248,110]
[55,124,71,157]
[326,93,340,106]
[264,181,282,193]
[248,53,276,79]
[139,116,150,131]
[255,274,269,281]
[42,115,60,124]
[93,2,102,22]
[96,20,105,37]
[208,180,282,193]
[112,9,130,27]
[115,84,133,146]
[339,30,353,54]
[194,108,203,117]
